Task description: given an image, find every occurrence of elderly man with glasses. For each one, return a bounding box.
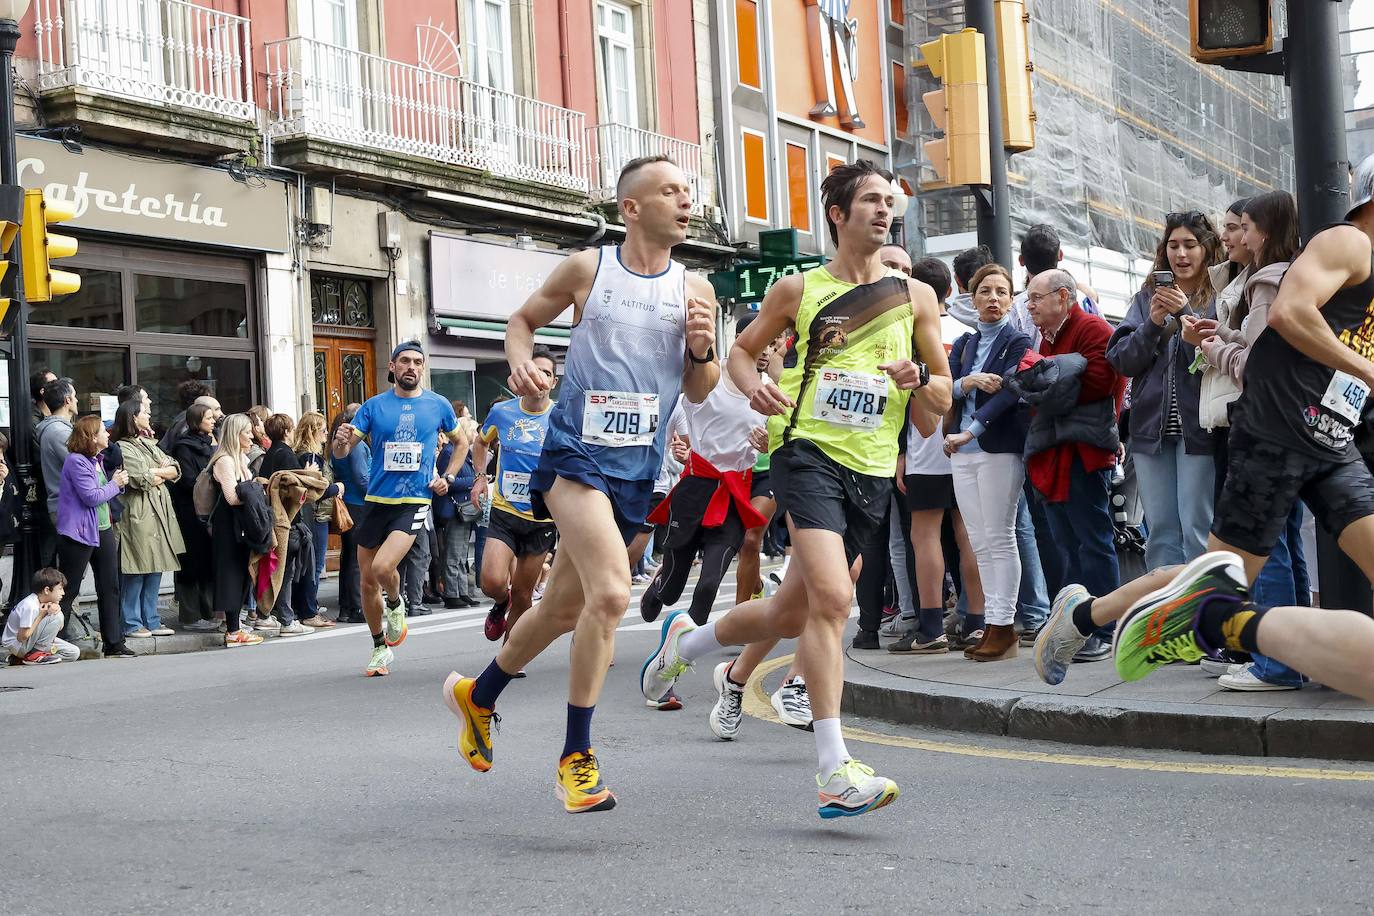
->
[1012,269,1127,661]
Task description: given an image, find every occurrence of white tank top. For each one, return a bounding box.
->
[905,419,952,476]
[681,379,765,473]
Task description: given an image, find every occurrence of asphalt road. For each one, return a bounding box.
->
[7,572,1374,915]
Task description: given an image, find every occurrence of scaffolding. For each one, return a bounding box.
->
[901,0,1296,262]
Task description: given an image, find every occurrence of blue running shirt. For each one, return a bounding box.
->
[481,399,553,520]
[352,390,460,505]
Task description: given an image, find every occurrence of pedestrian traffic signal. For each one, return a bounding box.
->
[0,184,23,331]
[21,189,79,303]
[994,0,1035,152]
[916,28,990,189]
[1189,0,1272,62]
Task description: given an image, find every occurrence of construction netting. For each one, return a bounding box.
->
[899,0,1295,260]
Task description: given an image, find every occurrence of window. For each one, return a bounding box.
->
[826,154,847,173]
[785,142,811,232]
[310,275,375,328]
[741,129,769,223]
[136,353,254,435]
[596,0,638,127]
[466,0,513,92]
[890,0,904,26]
[30,266,122,330]
[892,62,908,137]
[136,275,249,338]
[735,0,761,90]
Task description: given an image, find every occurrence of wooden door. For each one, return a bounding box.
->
[314,334,377,570]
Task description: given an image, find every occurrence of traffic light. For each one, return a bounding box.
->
[21,189,80,303]
[916,28,990,189]
[1189,0,1272,62]
[0,184,22,330]
[994,0,1035,152]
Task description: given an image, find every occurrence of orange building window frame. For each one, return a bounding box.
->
[735,0,761,90]
[741,128,769,224]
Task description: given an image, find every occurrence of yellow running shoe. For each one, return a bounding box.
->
[383,600,408,647]
[442,672,498,772]
[556,749,617,814]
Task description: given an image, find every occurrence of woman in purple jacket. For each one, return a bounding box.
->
[56,415,132,658]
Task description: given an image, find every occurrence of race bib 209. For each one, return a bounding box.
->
[582,391,659,447]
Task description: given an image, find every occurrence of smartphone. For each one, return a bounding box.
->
[1152,270,1175,287]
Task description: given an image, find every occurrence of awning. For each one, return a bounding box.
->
[436,317,570,347]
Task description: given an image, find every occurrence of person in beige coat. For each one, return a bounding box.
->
[112,399,186,638]
[1197,199,1253,505]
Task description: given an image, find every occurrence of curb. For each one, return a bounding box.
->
[841,653,1374,763]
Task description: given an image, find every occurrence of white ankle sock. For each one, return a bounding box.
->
[677,622,723,661]
[814,718,849,776]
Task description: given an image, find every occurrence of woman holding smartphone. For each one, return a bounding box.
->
[1107,211,1221,570]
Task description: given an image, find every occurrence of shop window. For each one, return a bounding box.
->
[30,267,122,330]
[29,347,129,417]
[735,0,760,90]
[136,353,253,435]
[311,275,375,328]
[785,142,811,232]
[431,367,476,415]
[742,129,768,223]
[136,274,249,338]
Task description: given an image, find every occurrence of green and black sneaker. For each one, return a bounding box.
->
[1113,551,1249,682]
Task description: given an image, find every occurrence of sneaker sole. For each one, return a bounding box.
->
[442,672,493,772]
[818,781,900,819]
[556,783,617,814]
[770,690,814,731]
[640,610,690,702]
[364,666,389,677]
[1112,551,1244,679]
[1218,678,1300,692]
[384,617,408,648]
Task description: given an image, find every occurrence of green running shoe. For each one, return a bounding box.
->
[383,600,408,647]
[1113,551,1248,682]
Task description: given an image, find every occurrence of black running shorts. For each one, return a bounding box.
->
[750,470,773,501]
[354,502,429,551]
[488,506,557,558]
[771,439,890,564]
[1212,430,1374,557]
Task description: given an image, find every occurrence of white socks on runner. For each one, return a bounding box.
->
[677,621,723,661]
[814,718,850,776]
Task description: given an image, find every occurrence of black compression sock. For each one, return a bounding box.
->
[372,631,386,648]
[1198,597,1269,654]
[1072,599,1097,637]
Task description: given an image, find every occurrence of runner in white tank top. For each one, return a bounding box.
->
[443,156,720,815]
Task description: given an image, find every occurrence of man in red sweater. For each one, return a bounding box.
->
[1024,269,1126,662]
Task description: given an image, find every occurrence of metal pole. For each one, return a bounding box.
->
[1286,2,1367,614]
[964,0,1012,267]
[0,16,38,600]
[1287,0,1350,240]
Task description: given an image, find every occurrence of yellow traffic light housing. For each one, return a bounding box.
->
[1190,0,1272,62]
[0,184,23,331]
[994,0,1035,152]
[21,188,80,303]
[916,28,991,189]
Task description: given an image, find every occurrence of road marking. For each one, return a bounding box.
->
[742,655,1374,782]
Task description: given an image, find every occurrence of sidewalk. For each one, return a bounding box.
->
[842,637,1374,763]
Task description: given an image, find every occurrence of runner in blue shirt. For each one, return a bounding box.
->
[471,345,558,644]
[332,341,469,677]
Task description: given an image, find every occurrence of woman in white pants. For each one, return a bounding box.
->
[944,264,1033,661]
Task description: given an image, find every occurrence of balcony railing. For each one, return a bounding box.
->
[586,123,705,213]
[34,0,255,121]
[266,37,589,193]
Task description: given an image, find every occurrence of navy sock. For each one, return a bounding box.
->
[562,703,595,759]
[1071,599,1096,637]
[471,658,516,710]
[917,606,944,641]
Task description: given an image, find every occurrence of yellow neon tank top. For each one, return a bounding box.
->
[767,266,914,477]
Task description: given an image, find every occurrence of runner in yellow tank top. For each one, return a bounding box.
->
[641,161,953,819]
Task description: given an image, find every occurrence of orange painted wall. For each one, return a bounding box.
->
[772,0,887,146]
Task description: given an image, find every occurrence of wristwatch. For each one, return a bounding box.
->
[689,346,716,364]
[916,361,930,389]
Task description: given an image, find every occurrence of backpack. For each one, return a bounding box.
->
[192,466,219,524]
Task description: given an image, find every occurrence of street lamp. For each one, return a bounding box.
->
[889,178,910,247]
[0,0,37,603]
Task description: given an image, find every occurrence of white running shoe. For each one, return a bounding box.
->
[1033,585,1091,686]
[254,615,282,632]
[816,758,899,819]
[1218,663,1301,692]
[771,675,814,730]
[1199,656,1242,678]
[364,644,394,677]
[383,601,408,647]
[279,621,311,637]
[640,611,696,703]
[709,661,744,740]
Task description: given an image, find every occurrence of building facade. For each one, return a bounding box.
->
[11,0,724,432]
[899,0,1295,319]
